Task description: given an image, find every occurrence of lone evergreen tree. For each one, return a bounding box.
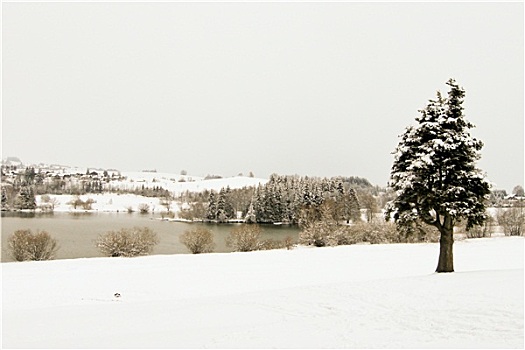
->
[386,79,491,272]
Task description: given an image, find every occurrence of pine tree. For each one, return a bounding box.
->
[216,192,227,222]
[206,192,217,221]
[265,179,284,223]
[260,186,273,223]
[253,185,265,223]
[245,202,257,223]
[346,188,361,222]
[1,186,8,210]
[15,185,36,210]
[216,188,234,222]
[23,167,36,185]
[223,187,235,219]
[386,79,491,272]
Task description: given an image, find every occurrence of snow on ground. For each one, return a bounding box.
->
[37,174,268,213]
[118,172,268,195]
[2,237,523,348]
[37,193,175,213]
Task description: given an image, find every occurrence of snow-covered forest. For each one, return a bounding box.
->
[1,162,375,223]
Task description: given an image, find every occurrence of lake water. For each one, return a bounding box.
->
[0,212,301,262]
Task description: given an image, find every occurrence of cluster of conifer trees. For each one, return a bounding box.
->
[202,174,362,224]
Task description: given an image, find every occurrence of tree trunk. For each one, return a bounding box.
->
[436,215,454,273]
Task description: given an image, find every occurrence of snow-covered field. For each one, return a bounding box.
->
[37,193,176,214]
[2,237,523,348]
[117,172,268,196]
[35,174,268,214]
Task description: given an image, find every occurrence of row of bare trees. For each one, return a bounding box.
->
[6,225,296,262]
[7,227,160,262]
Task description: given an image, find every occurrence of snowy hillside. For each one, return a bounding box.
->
[36,193,173,213]
[2,237,523,348]
[31,174,268,213]
[119,172,268,195]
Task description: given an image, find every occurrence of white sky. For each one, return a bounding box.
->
[2,2,523,191]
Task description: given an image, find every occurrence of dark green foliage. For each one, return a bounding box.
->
[1,186,8,210]
[198,174,364,224]
[247,175,363,225]
[386,79,491,272]
[206,192,218,221]
[14,186,36,210]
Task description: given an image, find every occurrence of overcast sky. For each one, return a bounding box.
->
[2,2,523,191]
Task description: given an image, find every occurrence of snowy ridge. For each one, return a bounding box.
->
[104,172,266,195]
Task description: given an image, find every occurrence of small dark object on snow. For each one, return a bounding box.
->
[114,293,121,298]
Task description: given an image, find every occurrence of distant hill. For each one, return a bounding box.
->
[1,159,375,194]
[119,171,268,195]
[2,157,23,167]
[342,176,374,189]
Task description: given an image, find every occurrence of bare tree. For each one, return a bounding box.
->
[95,227,159,257]
[226,225,262,252]
[8,229,59,261]
[138,203,150,214]
[180,228,215,254]
[513,185,524,197]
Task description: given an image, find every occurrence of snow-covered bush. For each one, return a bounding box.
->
[282,236,295,250]
[83,198,95,210]
[226,225,261,252]
[67,196,95,210]
[333,224,366,245]
[465,224,493,238]
[138,203,150,214]
[350,221,439,244]
[298,221,325,247]
[160,211,175,219]
[39,195,60,212]
[456,216,494,238]
[391,220,440,243]
[180,228,215,254]
[497,208,524,236]
[8,229,59,261]
[259,236,296,250]
[95,227,159,257]
[299,200,350,247]
[258,238,280,250]
[300,220,438,248]
[299,220,346,247]
[361,222,400,244]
